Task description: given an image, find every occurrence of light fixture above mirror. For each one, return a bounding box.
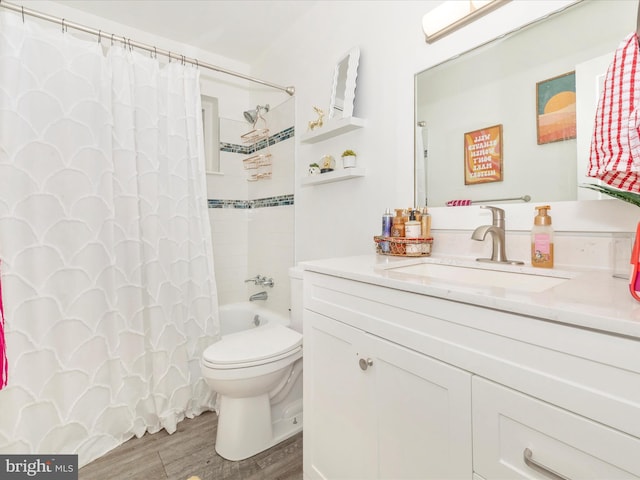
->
[422,0,510,43]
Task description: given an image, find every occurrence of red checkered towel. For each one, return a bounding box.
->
[588,33,640,192]
[0,261,5,390]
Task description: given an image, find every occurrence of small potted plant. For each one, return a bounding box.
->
[341,149,357,168]
[308,163,321,175]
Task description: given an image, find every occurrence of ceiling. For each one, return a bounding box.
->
[50,0,319,64]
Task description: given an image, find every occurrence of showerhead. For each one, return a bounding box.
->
[243,104,270,124]
[244,110,257,123]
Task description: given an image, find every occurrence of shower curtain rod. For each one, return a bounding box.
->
[0,0,295,96]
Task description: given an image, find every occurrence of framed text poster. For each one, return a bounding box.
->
[464,124,503,185]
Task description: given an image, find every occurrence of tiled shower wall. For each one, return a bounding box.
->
[206,98,295,316]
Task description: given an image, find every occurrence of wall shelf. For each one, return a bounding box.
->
[300,116,366,144]
[301,168,366,186]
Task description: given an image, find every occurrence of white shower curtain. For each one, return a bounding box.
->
[0,12,219,466]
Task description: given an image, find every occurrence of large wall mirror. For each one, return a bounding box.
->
[415,0,636,208]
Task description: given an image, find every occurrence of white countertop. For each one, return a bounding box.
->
[300,254,640,340]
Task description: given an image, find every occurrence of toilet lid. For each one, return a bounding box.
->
[203,323,302,367]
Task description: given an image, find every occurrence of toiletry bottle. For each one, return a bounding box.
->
[390,209,405,237]
[405,210,421,238]
[420,207,431,238]
[403,208,411,225]
[405,210,422,255]
[381,208,393,253]
[531,205,554,268]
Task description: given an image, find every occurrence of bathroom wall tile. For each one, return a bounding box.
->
[209,208,249,304]
[220,118,246,145]
[266,97,295,135]
[247,205,294,316]
[248,139,294,200]
[207,104,294,311]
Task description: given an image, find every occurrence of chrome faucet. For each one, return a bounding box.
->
[250,291,268,302]
[471,206,524,265]
[245,275,275,288]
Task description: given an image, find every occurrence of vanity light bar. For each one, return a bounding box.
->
[423,0,511,44]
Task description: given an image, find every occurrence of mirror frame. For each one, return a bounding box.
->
[329,46,360,119]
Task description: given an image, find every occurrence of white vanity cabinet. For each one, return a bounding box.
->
[304,309,472,480]
[302,268,640,480]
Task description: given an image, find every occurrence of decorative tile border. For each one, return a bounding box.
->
[220,126,295,154]
[208,194,294,209]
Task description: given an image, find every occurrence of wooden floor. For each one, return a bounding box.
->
[79,411,303,480]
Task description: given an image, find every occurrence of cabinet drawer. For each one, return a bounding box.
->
[473,377,640,479]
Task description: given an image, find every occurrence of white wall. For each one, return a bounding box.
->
[253,0,639,265]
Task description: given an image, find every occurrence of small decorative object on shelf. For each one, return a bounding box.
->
[373,236,433,257]
[308,106,325,131]
[309,163,321,175]
[341,149,357,168]
[320,154,335,173]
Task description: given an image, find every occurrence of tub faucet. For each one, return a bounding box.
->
[250,291,268,302]
[245,275,275,287]
[471,206,524,265]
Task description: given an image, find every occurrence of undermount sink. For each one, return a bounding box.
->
[385,262,572,293]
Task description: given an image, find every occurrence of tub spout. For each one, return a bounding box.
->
[249,291,268,302]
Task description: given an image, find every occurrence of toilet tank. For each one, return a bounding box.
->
[288,266,303,333]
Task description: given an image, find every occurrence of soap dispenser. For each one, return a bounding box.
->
[531,205,554,268]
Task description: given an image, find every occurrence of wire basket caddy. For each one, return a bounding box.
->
[373,236,433,257]
[241,122,272,181]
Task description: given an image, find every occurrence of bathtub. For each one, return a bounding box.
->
[218,301,290,335]
[216,302,303,439]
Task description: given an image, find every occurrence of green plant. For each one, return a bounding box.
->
[341,149,356,157]
[580,183,640,207]
[309,163,320,168]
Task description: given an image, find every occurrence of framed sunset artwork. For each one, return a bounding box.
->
[536,71,576,144]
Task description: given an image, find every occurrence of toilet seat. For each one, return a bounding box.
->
[203,323,302,369]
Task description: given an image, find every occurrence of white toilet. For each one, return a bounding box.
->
[201,267,304,461]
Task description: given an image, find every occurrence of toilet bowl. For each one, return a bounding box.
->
[201,268,304,461]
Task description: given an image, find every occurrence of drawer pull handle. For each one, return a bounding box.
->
[523,448,571,480]
[359,358,373,370]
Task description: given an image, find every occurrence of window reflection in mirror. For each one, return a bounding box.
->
[415,0,636,207]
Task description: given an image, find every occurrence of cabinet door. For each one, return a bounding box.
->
[473,377,640,479]
[371,334,473,480]
[304,311,377,480]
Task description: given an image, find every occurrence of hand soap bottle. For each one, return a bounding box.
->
[531,205,554,268]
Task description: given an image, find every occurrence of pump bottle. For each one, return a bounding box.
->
[390,209,405,237]
[381,208,393,253]
[531,205,554,268]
